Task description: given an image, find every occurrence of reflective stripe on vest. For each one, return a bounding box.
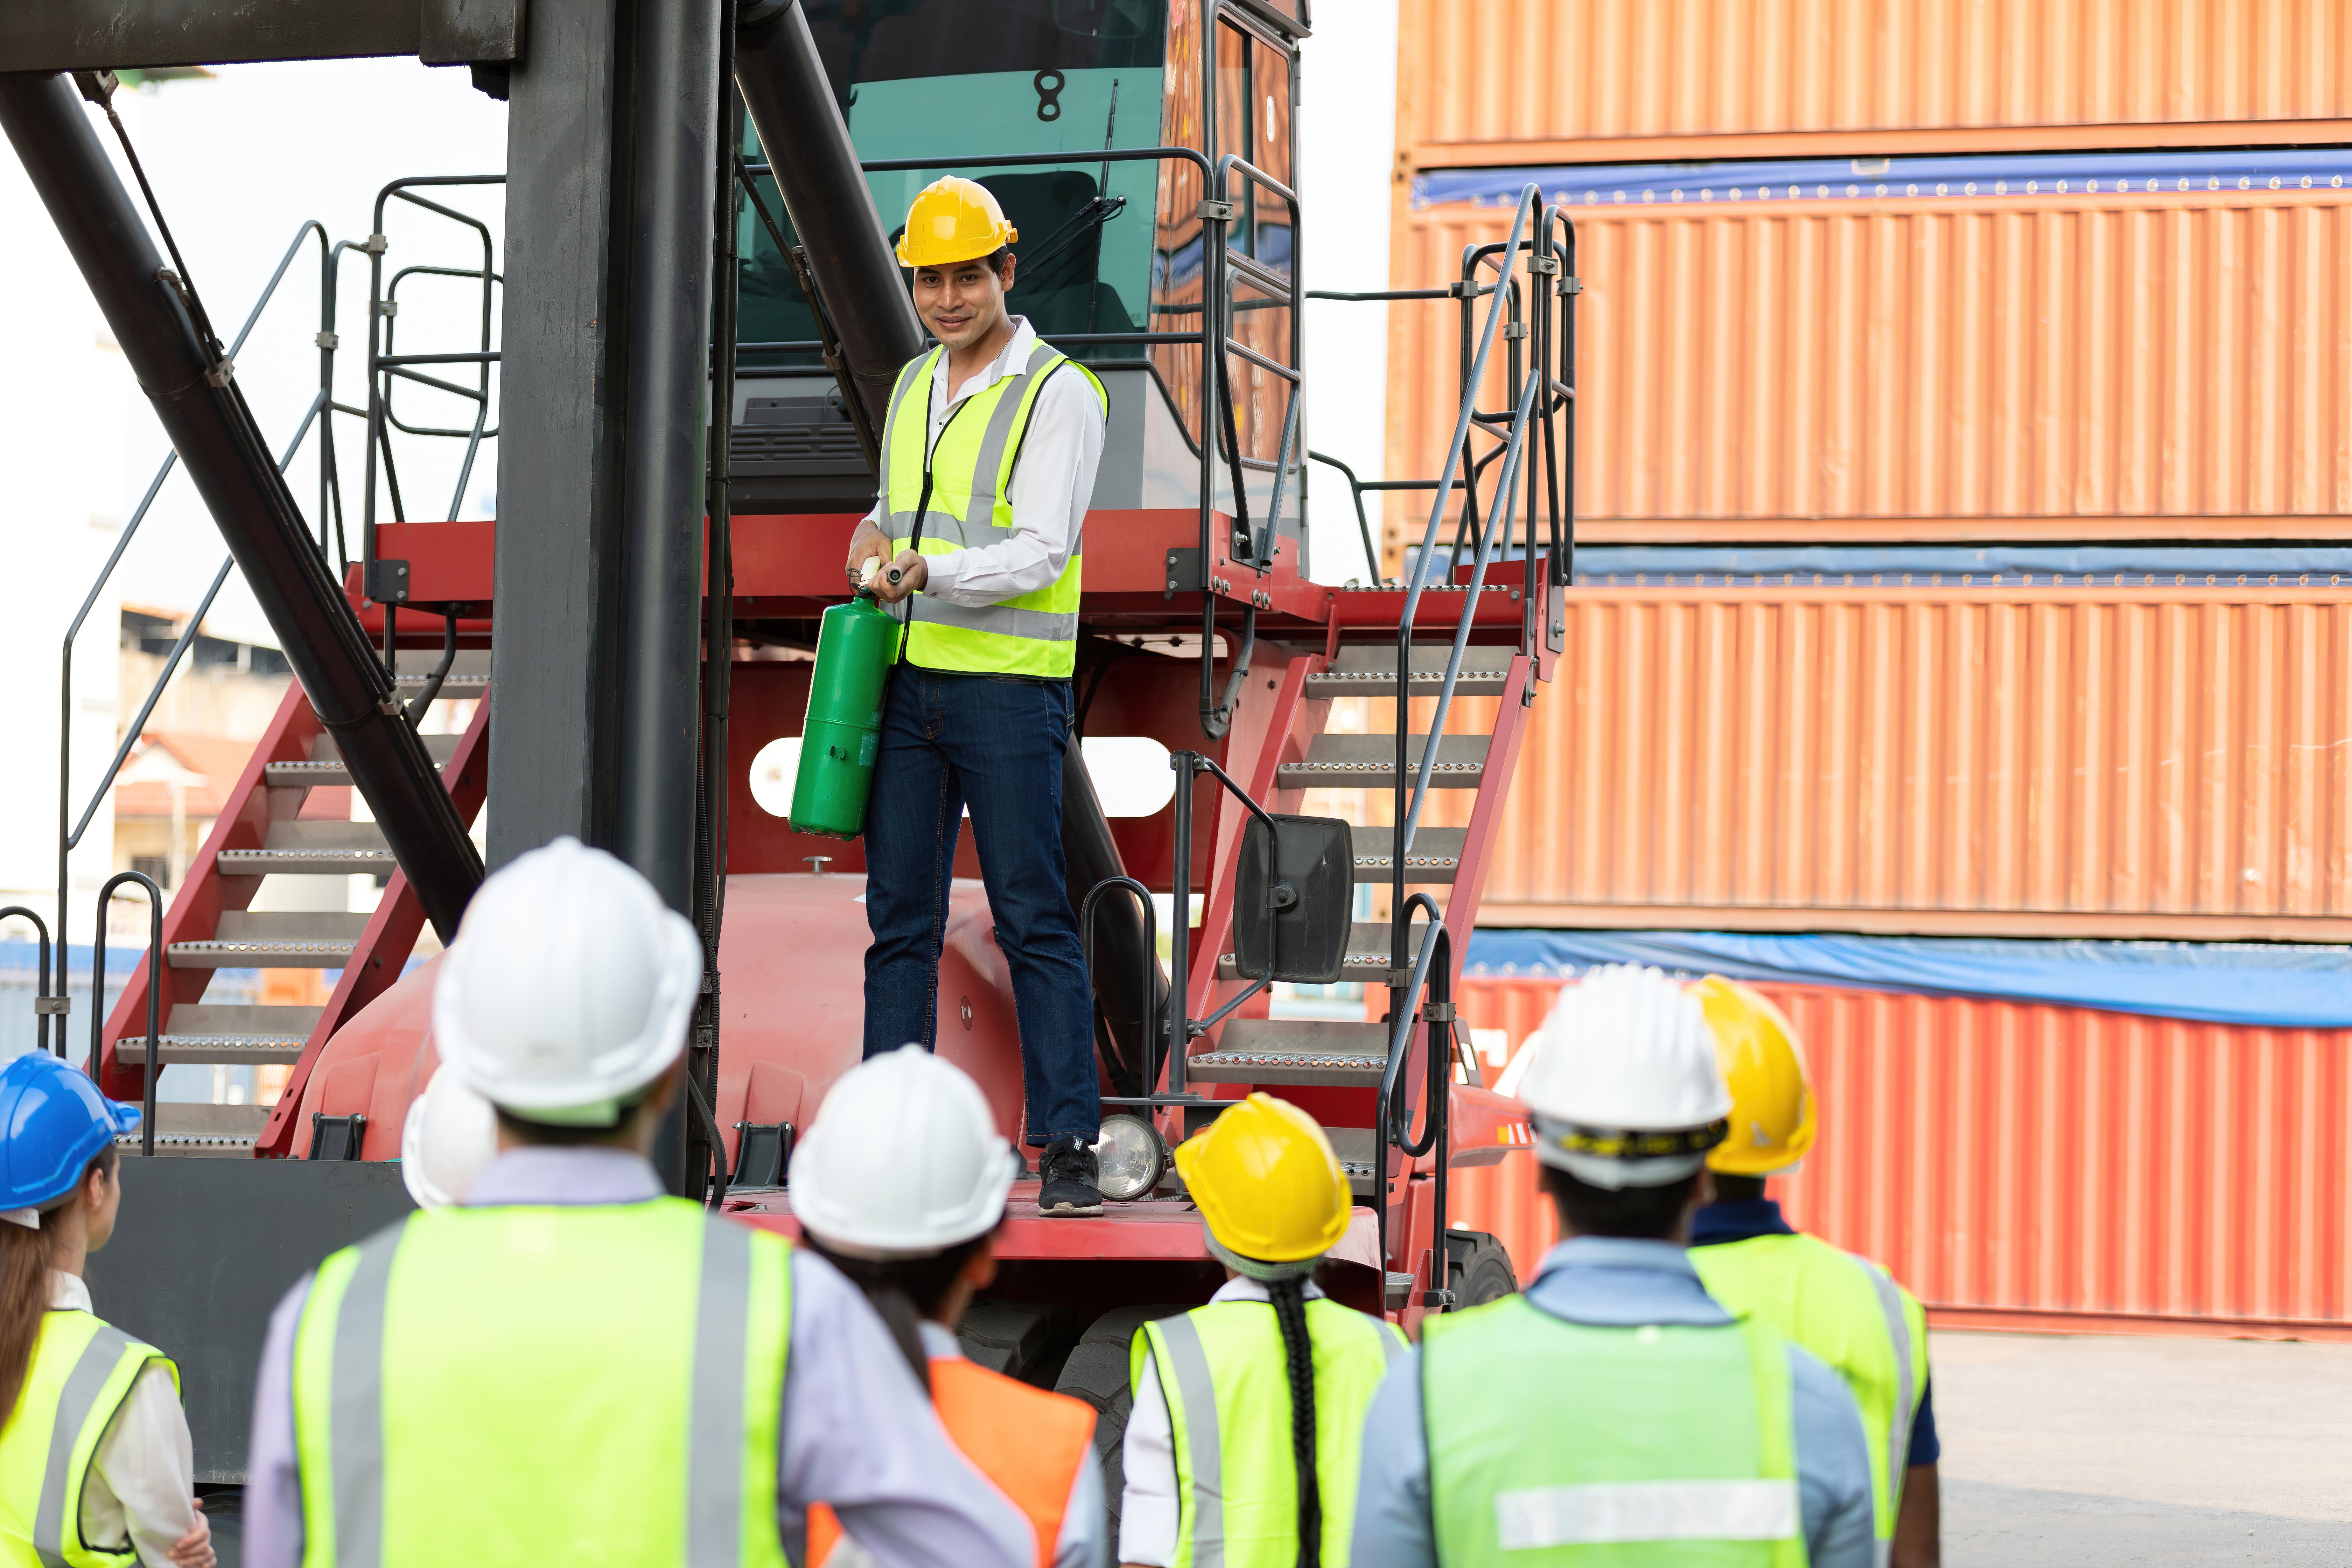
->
[291,1203,791,1568]
[807,1355,1097,1568]
[1131,1299,1406,1568]
[1691,1231,1928,1546]
[1421,1295,1806,1568]
[0,1311,176,1568]
[881,341,1106,679]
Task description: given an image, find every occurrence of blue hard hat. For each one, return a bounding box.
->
[0,1055,140,1211]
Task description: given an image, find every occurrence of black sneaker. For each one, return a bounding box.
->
[1037,1136,1103,1217]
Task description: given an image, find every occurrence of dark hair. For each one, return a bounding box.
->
[1710,1173,1768,1204]
[0,1146,118,1420]
[1267,1274,1321,1568]
[805,1233,991,1394]
[981,244,1013,278]
[1539,1162,1701,1240]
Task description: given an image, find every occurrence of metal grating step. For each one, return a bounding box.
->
[1305,642,1514,699]
[1185,1020,1392,1087]
[169,911,370,969]
[120,1004,320,1065]
[1351,826,1466,883]
[113,1105,268,1158]
[1219,922,1433,981]
[266,730,461,788]
[391,649,490,698]
[1276,732,1489,790]
[218,821,392,876]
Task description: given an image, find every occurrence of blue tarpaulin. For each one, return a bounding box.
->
[1463,931,2352,1030]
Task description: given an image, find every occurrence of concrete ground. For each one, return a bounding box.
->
[1934,1328,2352,1566]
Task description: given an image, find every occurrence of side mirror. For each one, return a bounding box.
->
[1232,814,1353,985]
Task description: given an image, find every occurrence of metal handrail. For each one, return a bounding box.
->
[1372,895,1453,1296]
[54,219,348,1041]
[1081,876,1163,1104]
[0,910,55,1057]
[91,874,162,1155]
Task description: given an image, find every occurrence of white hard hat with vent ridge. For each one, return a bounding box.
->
[433,836,703,1126]
[789,1045,1014,1259]
[1516,963,1733,1189]
[401,1063,499,1210]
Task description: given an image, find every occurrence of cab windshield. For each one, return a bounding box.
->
[740,0,1171,366]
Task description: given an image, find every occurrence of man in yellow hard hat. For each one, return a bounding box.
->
[1684,976,1942,1568]
[1119,1094,1402,1568]
[842,176,1111,1216]
[1351,965,1874,1568]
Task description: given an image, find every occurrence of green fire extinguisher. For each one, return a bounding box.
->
[787,589,898,840]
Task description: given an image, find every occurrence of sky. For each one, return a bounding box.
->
[106,58,510,649]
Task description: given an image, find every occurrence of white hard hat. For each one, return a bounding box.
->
[1516,964,1732,1190]
[432,837,703,1125]
[400,1064,499,1211]
[788,1045,1013,1259]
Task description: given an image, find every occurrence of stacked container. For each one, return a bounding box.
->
[1377,0,2352,1332]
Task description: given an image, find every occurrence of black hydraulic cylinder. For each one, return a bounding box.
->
[1063,747,1164,1099]
[0,71,483,940]
[734,0,922,432]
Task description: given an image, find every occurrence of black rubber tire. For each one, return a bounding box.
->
[1052,1303,1192,1540]
[1445,1229,1519,1308]
[958,1299,1082,1388]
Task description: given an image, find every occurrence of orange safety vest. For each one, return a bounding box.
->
[808,1356,1097,1568]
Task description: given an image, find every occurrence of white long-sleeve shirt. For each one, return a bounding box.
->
[860,316,1105,606]
[1118,1277,1328,1567]
[52,1272,199,1567]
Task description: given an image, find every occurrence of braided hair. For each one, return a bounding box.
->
[1266,1273,1321,1568]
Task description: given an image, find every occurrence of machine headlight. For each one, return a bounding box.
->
[1092,1114,1167,1203]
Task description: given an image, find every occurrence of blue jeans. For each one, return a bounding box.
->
[861,665,1100,1147]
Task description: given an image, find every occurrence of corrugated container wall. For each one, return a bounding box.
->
[1466,582,2352,938]
[1447,975,2352,1339]
[1388,181,2352,542]
[1398,0,2352,163]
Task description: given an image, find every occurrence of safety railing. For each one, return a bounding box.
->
[91,873,162,1155]
[1376,894,1455,1304]
[0,910,56,1056]
[54,218,365,1047]
[357,175,505,688]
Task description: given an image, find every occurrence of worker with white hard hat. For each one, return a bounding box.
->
[791,1046,1105,1568]
[398,1063,497,1211]
[1122,1094,1403,1568]
[1351,964,1876,1568]
[0,1052,212,1568]
[1684,976,1941,1567]
[843,176,1112,1218]
[240,838,1033,1568]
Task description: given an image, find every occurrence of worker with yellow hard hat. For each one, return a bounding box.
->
[1685,976,1942,1567]
[1351,964,1875,1568]
[1119,1094,1403,1568]
[844,175,1113,1218]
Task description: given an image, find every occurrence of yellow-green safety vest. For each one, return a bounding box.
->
[881,341,1106,679]
[1131,1298,1405,1568]
[0,1309,177,1568]
[292,1200,792,1568]
[1422,1294,1807,1568]
[1692,1232,1927,1546]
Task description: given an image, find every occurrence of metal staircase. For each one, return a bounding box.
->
[97,654,488,1156]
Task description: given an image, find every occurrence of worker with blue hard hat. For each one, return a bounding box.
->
[1350,965,1876,1568]
[0,1052,212,1568]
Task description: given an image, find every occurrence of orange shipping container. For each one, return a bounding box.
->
[1389,178,2352,543]
[1445,974,2352,1340]
[1397,0,2352,166]
[1472,581,2352,939]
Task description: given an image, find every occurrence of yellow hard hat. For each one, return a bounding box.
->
[1692,975,1816,1176]
[895,177,1018,268]
[1172,1093,1350,1263]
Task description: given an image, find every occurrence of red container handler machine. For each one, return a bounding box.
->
[63,0,1579,1466]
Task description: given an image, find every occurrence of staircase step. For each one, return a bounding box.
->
[218,821,393,876]
[115,1103,269,1158]
[168,912,371,969]
[266,731,461,788]
[1306,643,1513,699]
[392,649,490,697]
[1351,826,1466,883]
[118,1004,321,1065]
[1276,733,1488,790]
[1219,921,1455,982]
[1185,1019,1392,1086]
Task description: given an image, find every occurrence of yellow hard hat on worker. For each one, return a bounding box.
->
[895,176,1018,268]
[1691,974,1816,1176]
[1174,1092,1350,1265]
